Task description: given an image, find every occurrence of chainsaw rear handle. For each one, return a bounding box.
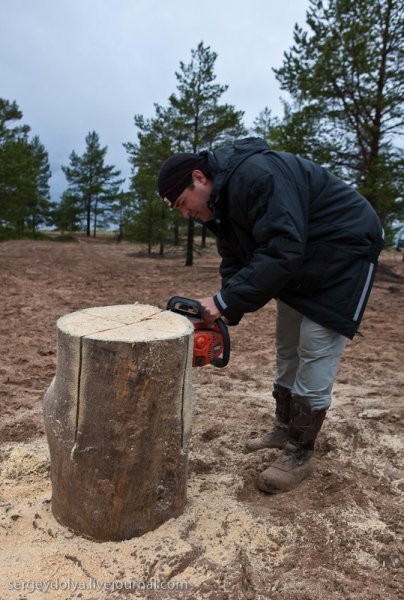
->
[211,316,230,368]
[166,296,231,368]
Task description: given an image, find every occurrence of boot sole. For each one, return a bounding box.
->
[257,482,284,494]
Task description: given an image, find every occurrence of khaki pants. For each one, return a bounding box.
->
[275,300,348,411]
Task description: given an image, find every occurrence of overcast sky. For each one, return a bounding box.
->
[1,0,310,199]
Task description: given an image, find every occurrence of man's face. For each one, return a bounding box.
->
[172,170,214,222]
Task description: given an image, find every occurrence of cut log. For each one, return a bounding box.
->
[43,304,194,541]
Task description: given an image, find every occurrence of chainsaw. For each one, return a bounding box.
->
[166,296,230,368]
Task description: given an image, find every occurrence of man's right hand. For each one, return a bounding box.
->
[198,296,222,326]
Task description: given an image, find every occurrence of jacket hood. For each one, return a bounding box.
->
[207,137,270,204]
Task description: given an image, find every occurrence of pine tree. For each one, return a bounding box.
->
[124,106,178,254]
[273,0,404,224]
[126,42,246,262]
[169,42,246,264]
[62,131,124,236]
[25,136,52,233]
[0,99,51,236]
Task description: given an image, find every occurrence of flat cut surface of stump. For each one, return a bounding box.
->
[58,303,193,340]
[44,303,194,541]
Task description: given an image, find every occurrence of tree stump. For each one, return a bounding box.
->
[43,304,194,541]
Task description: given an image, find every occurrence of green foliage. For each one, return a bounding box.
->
[0,99,52,235]
[0,98,30,140]
[252,107,275,141]
[169,41,246,152]
[107,190,135,241]
[49,191,82,233]
[272,0,404,225]
[254,103,337,168]
[62,131,124,236]
[123,194,169,254]
[124,105,176,252]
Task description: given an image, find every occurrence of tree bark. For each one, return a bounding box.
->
[43,304,194,541]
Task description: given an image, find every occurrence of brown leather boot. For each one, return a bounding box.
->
[257,395,326,493]
[245,384,292,452]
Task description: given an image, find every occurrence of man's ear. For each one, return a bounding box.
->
[192,169,207,184]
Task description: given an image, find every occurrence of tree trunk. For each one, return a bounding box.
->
[201,224,207,248]
[174,221,179,246]
[93,197,98,237]
[186,218,194,266]
[43,304,194,541]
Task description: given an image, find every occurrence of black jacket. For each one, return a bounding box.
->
[205,138,384,339]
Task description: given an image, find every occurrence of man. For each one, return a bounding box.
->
[158,137,384,494]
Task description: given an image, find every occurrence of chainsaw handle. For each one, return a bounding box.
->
[211,317,231,368]
[166,296,204,320]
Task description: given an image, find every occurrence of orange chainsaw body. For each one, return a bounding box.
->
[192,321,224,367]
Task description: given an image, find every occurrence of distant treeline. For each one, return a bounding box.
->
[1,0,403,263]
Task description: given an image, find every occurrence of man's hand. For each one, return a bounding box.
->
[198,296,222,326]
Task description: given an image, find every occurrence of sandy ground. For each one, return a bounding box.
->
[0,236,403,600]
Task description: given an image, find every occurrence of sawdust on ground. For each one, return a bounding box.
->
[0,237,403,600]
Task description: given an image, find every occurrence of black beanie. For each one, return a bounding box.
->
[158,153,207,204]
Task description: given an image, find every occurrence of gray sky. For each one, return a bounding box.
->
[1,0,310,199]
